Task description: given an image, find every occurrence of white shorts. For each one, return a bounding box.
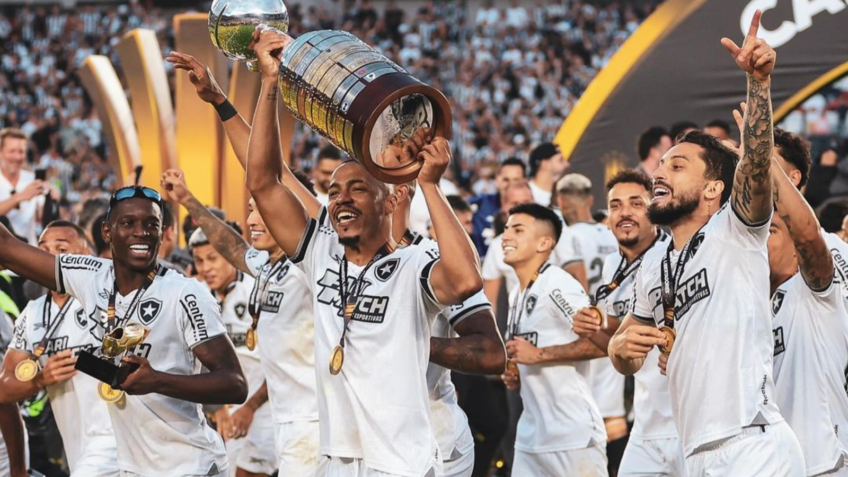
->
[685,422,805,477]
[619,437,687,477]
[225,406,280,476]
[276,420,321,476]
[442,444,474,477]
[319,456,440,477]
[512,445,609,477]
[71,448,121,477]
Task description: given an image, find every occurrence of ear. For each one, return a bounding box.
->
[536,236,555,254]
[101,220,112,245]
[789,169,802,188]
[393,184,410,204]
[703,179,724,202]
[384,188,398,216]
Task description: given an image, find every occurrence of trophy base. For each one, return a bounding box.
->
[75,350,139,387]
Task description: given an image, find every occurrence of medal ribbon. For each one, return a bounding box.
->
[399,229,418,247]
[248,258,287,331]
[106,267,159,335]
[507,264,548,340]
[31,296,75,359]
[337,241,397,349]
[593,230,666,306]
[660,231,699,329]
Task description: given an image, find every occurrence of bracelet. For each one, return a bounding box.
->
[213,99,238,122]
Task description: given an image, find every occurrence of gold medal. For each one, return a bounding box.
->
[659,326,676,355]
[587,306,604,326]
[14,359,38,382]
[329,345,344,375]
[98,382,125,404]
[506,359,519,375]
[246,328,257,351]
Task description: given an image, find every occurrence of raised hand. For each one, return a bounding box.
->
[417,136,449,185]
[160,169,191,204]
[721,10,776,81]
[166,51,226,105]
[248,28,292,81]
[36,350,76,387]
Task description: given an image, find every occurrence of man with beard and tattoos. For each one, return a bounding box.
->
[163,168,321,477]
[572,170,684,477]
[609,13,804,475]
[245,29,483,477]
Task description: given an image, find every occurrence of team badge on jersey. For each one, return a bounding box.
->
[139,298,163,325]
[771,290,786,316]
[234,303,247,319]
[525,295,538,315]
[375,259,399,282]
[75,308,87,328]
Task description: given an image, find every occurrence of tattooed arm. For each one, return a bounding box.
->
[507,336,605,365]
[161,169,251,274]
[721,10,776,225]
[772,160,833,291]
[430,309,506,375]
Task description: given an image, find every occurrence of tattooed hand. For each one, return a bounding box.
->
[721,10,776,81]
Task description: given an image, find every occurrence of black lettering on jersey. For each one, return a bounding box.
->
[12,316,27,349]
[831,248,848,282]
[612,299,631,318]
[127,343,152,359]
[516,331,538,346]
[246,248,261,261]
[87,307,108,341]
[261,291,284,313]
[316,269,345,315]
[425,249,440,261]
[771,290,786,317]
[234,303,247,319]
[139,298,163,325]
[75,308,87,329]
[549,289,576,320]
[98,289,110,300]
[68,344,96,358]
[181,294,209,342]
[351,295,390,323]
[674,269,711,319]
[59,255,103,271]
[525,295,538,316]
[773,326,785,356]
[44,336,69,355]
[375,259,399,282]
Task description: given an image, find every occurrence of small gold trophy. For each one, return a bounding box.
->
[75,323,149,403]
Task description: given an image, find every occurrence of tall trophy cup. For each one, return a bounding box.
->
[208,1,452,184]
[75,323,149,403]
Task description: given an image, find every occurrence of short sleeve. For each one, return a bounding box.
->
[442,289,492,328]
[243,247,270,278]
[415,245,444,310]
[554,228,581,268]
[630,265,655,324]
[9,302,33,352]
[55,254,109,298]
[547,275,589,324]
[717,202,771,249]
[290,206,334,280]
[178,282,227,348]
[481,242,503,281]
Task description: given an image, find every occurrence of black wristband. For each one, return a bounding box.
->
[213,99,238,122]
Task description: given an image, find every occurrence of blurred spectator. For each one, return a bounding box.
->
[528,143,568,207]
[158,201,186,275]
[636,126,671,176]
[704,119,732,142]
[0,128,46,244]
[311,146,343,205]
[670,121,699,143]
[469,157,525,256]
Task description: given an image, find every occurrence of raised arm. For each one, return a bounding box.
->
[430,309,506,375]
[244,30,312,257]
[0,223,56,290]
[161,169,251,274]
[772,160,832,290]
[721,10,776,225]
[420,138,484,305]
[166,51,322,218]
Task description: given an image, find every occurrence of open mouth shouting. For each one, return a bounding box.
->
[334,208,361,227]
[652,182,672,203]
[616,218,638,232]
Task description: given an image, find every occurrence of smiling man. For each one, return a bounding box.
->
[245,27,482,477]
[609,14,804,475]
[0,186,247,477]
[500,203,608,476]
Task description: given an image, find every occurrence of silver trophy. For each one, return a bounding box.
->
[208,0,289,71]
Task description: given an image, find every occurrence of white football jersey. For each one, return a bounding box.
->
[632,204,783,456]
[508,264,606,453]
[218,272,265,413]
[10,294,118,471]
[291,207,444,475]
[243,248,319,423]
[55,255,229,476]
[772,270,848,476]
[826,231,848,303]
[560,222,619,418]
[598,233,678,441]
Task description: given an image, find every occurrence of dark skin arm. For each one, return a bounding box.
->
[0,403,27,477]
[721,10,776,225]
[0,349,77,404]
[118,335,247,404]
[430,310,506,375]
[0,224,57,290]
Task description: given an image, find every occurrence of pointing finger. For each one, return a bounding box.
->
[720,38,740,58]
[746,9,762,40]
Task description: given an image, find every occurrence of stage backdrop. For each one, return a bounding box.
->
[554,0,848,203]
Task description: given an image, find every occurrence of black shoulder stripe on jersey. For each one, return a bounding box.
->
[631,314,655,325]
[540,263,552,274]
[729,200,771,228]
[290,217,318,264]
[157,266,168,277]
[420,258,440,303]
[412,234,425,245]
[318,206,328,225]
[448,302,492,326]
[55,257,65,294]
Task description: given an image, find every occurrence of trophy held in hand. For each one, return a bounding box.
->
[75,323,150,403]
